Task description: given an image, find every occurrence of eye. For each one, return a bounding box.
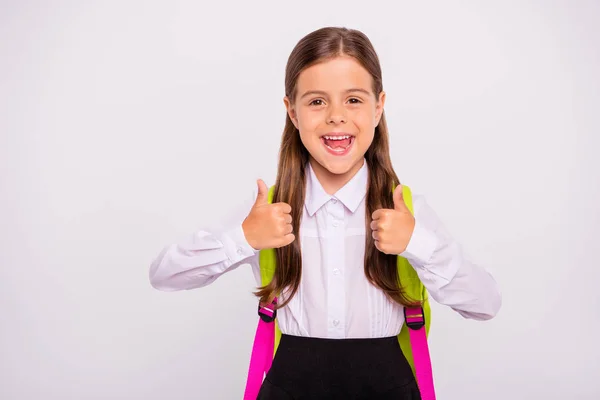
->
[309,99,324,106]
[348,98,362,104]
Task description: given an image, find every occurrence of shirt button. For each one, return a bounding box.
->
[237,247,244,255]
[333,268,340,275]
[331,198,337,204]
[333,319,340,326]
[332,220,339,227]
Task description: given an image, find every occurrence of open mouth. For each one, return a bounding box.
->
[321,135,355,156]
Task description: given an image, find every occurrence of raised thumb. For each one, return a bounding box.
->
[255,179,269,205]
[393,184,405,211]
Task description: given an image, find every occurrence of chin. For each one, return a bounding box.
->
[314,155,362,176]
[323,163,353,175]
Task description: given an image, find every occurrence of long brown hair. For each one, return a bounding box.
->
[255,27,420,309]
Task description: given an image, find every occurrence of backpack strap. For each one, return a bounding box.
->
[405,305,436,399]
[394,183,436,399]
[243,186,278,400]
[243,297,276,400]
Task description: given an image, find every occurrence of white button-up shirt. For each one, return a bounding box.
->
[149,160,501,338]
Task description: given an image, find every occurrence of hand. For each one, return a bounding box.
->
[242,179,295,250]
[370,184,415,255]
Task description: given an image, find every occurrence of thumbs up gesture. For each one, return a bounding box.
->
[370,184,416,255]
[242,179,295,250]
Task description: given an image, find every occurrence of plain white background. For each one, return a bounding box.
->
[2,1,599,399]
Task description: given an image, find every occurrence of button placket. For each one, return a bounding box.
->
[326,199,346,337]
[328,198,343,229]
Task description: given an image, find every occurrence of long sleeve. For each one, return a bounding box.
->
[149,187,261,291]
[400,195,502,320]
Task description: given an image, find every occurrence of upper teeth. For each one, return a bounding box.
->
[324,135,351,140]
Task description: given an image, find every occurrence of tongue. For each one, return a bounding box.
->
[324,138,351,149]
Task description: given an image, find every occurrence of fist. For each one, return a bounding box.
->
[370,184,415,255]
[242,179,295,250]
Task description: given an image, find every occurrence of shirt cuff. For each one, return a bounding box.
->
[400,218,438,266]
[218,224,259,264]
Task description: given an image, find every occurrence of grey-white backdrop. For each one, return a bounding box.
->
[1,1,599,399]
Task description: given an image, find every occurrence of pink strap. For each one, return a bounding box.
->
[243,300,276,400]
[244,303,436,399]
[405,306,436,400]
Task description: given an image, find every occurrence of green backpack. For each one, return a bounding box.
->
[258,183,431,374]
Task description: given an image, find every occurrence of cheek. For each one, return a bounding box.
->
[297,116,320,148]
[354,113,377,140]
[296,109,321,131]
[354,110,378,129]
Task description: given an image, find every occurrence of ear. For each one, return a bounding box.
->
[375,91,386,126]
[283,96,299,129]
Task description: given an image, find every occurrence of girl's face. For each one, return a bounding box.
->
[284,55,385,184]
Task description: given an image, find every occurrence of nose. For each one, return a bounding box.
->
[327,104,346,124]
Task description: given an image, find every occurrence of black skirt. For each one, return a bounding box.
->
[257,333,422,400]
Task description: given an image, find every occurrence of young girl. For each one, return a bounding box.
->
[149,26,501,399]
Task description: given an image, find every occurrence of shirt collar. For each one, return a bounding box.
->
[305,159,369,216]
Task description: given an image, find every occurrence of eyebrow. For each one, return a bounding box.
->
[300,88,371,99]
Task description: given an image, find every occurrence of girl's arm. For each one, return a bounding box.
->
[401,196,502,320]
[149,188,260,291]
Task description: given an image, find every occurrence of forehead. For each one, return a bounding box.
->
[296,56,374,94]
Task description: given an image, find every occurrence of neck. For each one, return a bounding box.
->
[309,157,365,195]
